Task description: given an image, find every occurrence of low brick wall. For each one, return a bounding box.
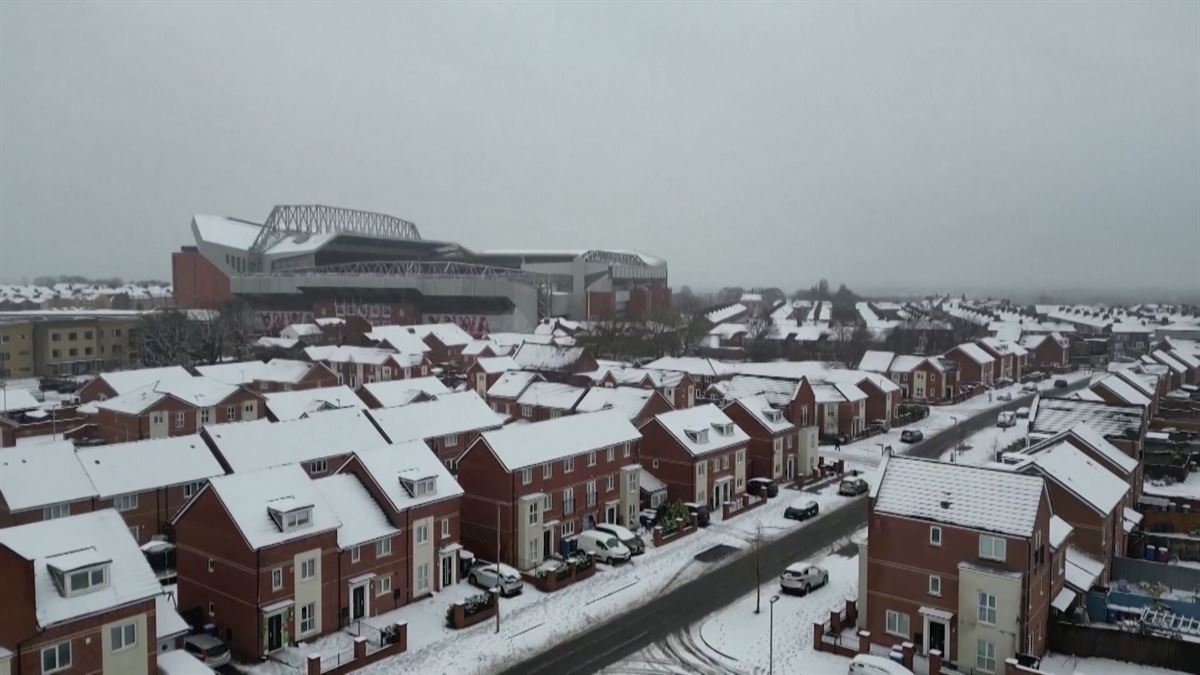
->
[449,593,497,629]
[305,624,408,675]
[652,518,696,547]
[523,560,596,593]
[722,494,766,520]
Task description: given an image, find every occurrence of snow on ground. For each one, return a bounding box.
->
[939,416,1029,466]
[1038,652,1189,675]
[246,482,857,675]
[1144,470,1200,499]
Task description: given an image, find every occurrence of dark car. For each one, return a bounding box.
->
[784,499,820,521]
[747,477,779,498]
[838,477,869,496]
[639,508,659,530]
[900,429,923,443]
[1054,378,1069,388]
[683,501,711,527]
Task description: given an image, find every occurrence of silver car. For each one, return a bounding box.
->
[468,561,525,597]
[183,634,231,668]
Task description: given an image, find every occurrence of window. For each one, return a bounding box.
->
[377,575,392,596]
[587,481,596,507]
[977,639,997,673]
[564,487,575,514]
[521,405,533,417]
[543,463,552,479]
[284,509,311,530]
[416,522,430,544]
[979,535,1007,562]
[68,348,77,357]
[242,402,255,415]
[271,568,283,590]
[84,347,93,356]
[446,434,459,447]
[309,459,328,474]
[300,557,316,580]
[978,592,997,625]
[564,456,574,473]
[885,610,910,638]
[42,641,71,673]
[300,602,316,634]
[722,455,730,470]
[561,521,575,537]
[350,546,361,563]
[111,493,138,512]
[416,562,430,592]
[930,526,942,546]
[527,501,539,525]
[128,525,139,541]
[43,503,70,520]
[929,575,941,596]
[208,602,215,616]
[68,332,77,341]
[183,479,205,498]
[51,349,60,359]
[623,442,631,458]
[174,411,185,429]
[543,493,552,510]
[379,536,395,555]
[66,566,107,594]
[737,449,745,464]
[225,405,236,419]
[588,450,596,466]
[199,407,212,425]
[51,332,61,342]
[521,468,532,485]
[607,446,614,462]
[441,518,450,538]
[606,475,615,492]
[773,437,783,453]
[110,622,136,652]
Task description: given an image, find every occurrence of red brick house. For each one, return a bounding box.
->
[638,405,750,511]
[0,510,168,675]
[465,356,519,397]
[1021,333,1070,372]
[173,465,342,660]
[977,338,1029,383]
[76,434,226,545]
[811,383,867,439]
[197,359,340,393]
[513,382,588,422]
[357,376,450,409]
[304,345,431,388]
[461,340,514,368]
[366,391,509,472]
[860,456,1054,670]
[943,343,996,387]
[262,384,368,421]
[363,325,435,362]
[336,442,466,601]
[86,377,264,443]
[406,323,475,366]
[78,365,194,403]
[202,407,386,478]
[855,373,901,429]
[574,386,675,427]
[511,343,599,381]
[722,394,800,482]
[891,356,958,403]
[485,370,541,415]
[457,410,642,570]
[0,442,98,529]
[708,374,817,429]
[590,366,698,410]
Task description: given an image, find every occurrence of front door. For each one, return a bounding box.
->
[604,504,616,524]
[786,455,796,481]
[914,371,926,399]
[711,484,721,510]
[441,554,454,588]
[543,528,552,558]
[267,613,284,652]
[720,480,731,504]
[351,584,366,621]
[927,619,946,658]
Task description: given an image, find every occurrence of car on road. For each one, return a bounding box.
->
[900,429,923,443]
[849,653,915,675]
[784,499,820,521]
[183,634,232,669]
[1054,378,1069,388]
[780,562,828,595]
[994,378,1013,388]
[577,529,633,565]
[683,501,712,527]
[996,391,1012,401]
[594,522,646,556]
[996,411,1016,428]
[747,477,779,498]
[1015,406,1030,419]
[1021,381,1039,393]
[838,477,869,496]
[468,561,525,596]
[1022,371,1047,383]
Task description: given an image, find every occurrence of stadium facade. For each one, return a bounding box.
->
[172,205,669,335]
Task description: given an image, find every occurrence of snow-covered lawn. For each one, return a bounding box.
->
[938,417,1029,466]
[1037,652,1189,675]
[1144,470,1200,499]
[244,482,856,675]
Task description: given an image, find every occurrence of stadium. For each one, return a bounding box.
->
[171,205,669,335]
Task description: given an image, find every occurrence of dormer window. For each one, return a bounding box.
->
[763,409,782,423]
[268,498,315,533]
[400,474,437,498]
[684,427,709,444]
[711,422,734,436]
[47,548,112,598]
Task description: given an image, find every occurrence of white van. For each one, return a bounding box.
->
[848,654,914,675]
[576,529,632,565]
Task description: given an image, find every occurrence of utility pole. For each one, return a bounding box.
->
[754,520,763,614]
[495,503,501,635]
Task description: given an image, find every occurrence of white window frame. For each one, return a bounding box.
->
[184,481,205,498]
[588,450,596,467]
[564,456,574,473]
[977,639,997,673]
[623,442,631,458]
[113,493,138,512]
[885,609,910,638]
[271,567,284,590]
[110,622,137,652]
[978,591,997,625]
[586,481,596,507]
[527,501,538,525]
[300,557,316,581]
[416,562,430,593]
[300,602,316,634]
[606,446,614,462]
[309,459,328,474]
[542,462,552,479]
[377,575,392,596]
[415,524,429,545]
[606,475,615,492]
[441,518,450,538]
[521,468,532,485]
[561,520,575,537]
[174,411,186,429]
[379,535,394,556]
[979,534,1006,562]
[929,575,941,597]
[564,487,575,514]
[41,641,71,674]
[350,546,361,564]
[446,433,459,447]
[930,525,942,546]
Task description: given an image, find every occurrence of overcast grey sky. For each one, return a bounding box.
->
[1,1,1197,293]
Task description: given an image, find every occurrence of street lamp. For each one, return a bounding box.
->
[769,594,781,675]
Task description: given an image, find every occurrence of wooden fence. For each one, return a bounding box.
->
[1049,621,1200,674]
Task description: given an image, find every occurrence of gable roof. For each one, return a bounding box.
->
[351,441,465,512]
[487,370,540,399]
[1152,350,1188,374]
[405,323,474,347]
[312,473,399,549]
[1049,515,1073,550]
[204,407,384,472]
[304,345,413,366]
[728,394,795,434]
[0,441,98,512]
[650,404,750,457]
[950,342,995,365]
[574,387,659,421]
[364,325,435,355]
[473,355,519,375]
[204,464,341,550]
[0,510,163,628]
[1090,375,1151,407]
[1030,397,1143,441]
[263,385,366,421]
[479,410,640,471]
[512,343,587,371]
[367,391,507,443]
[76,435,225,498]
[889,355,945,373]
[858,350,896,373]
[1023,442,1129,515]
[196,359,316,386]
[874,457,1044,537]
[91,366,194,396]
[360,377,450,408]
[95,377,241,415]
[0,388,41,414]
[516,382,587,411]
[709,375,802,408]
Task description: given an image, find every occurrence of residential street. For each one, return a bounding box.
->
[503,382,1088,675]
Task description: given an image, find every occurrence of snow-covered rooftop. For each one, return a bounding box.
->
[473,355,519,375]
[91,366,194,396]
[1025,442,1129,515]
[204,407,384,472]
[360,376,450,408]
[0,387,41,413]
[353,441,465,512]
[951,342,995,365]
[874,457,1044,537]
[642,356,731,379]
[1064,546,1103,593]
[651,405,750,457]
[1090,375,1151,407]
[405,323,474,348]
[709,375,802,408]
[365,325,435,355]
[487,370,540,399]
[1030,398,1143,440]
[304,345,406,366]
[368,391,507,443]
[889,355,944,373]
[76,435,224,498]
[728,394,795,434]
[706,303,747,324]
[574,387,658,421]
[1049,515,1073,550]
[480,410,640,471]
[197,359,317,386]
[0,441,98,512]
[1058,423,1138,475]
[516,382,587,411]
[512,343,586,371]
[0,510,164,629]
[263,385,367,421]
[95,377,241,415]
[203,464,341,550]
[857,350,895,373]
[312,474,400,549]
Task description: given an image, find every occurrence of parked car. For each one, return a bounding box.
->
[780,562,828,595]
[838,477,868,496]
[747,477,779,498]
[577,529,633,565]
[996,391,1012,401]
[1054,378,1069,388]
[468,561,525,597]
[900,429,923,443]
[594,522,645,556]
[1021,382,1039,393]
[996,411,1016,428]
[995,378,1013,388]
[848,653,915,675]
[866,419,887,434]
[1022,371,1047,383]
[683,501,712,527]
[1015,406,1030,419]
[784,499,819,521]
[639,508,660,530]
[183,634,232,668]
